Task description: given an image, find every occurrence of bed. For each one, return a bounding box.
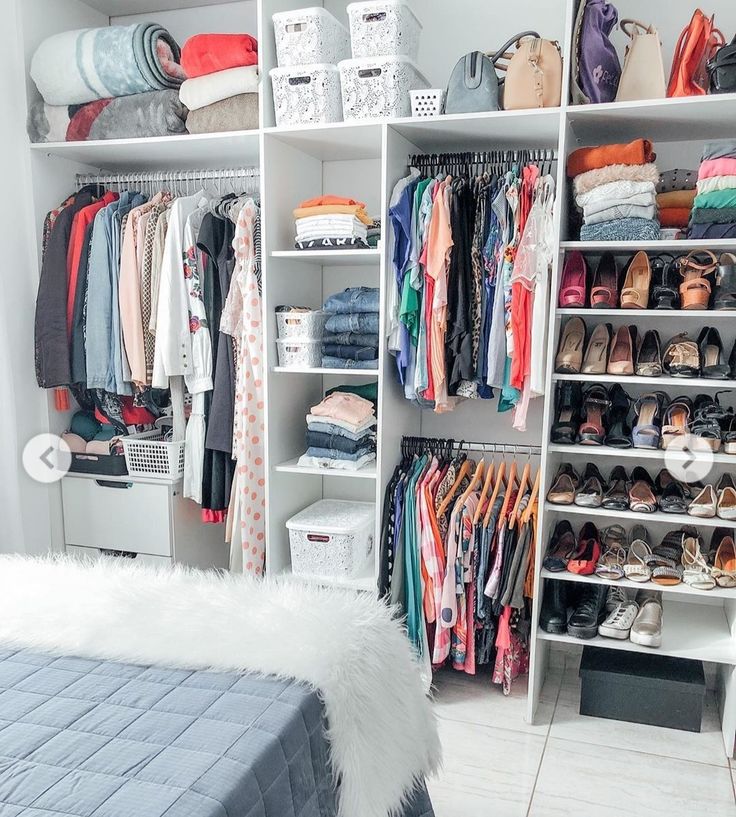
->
[0,557,439,817]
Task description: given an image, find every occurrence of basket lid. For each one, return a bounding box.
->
[286,500,375,534]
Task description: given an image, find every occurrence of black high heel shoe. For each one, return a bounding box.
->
[698,327,730,380]
[605,384,633,448]
[651,254,679,310]
[551,382,583,444]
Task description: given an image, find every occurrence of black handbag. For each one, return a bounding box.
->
[445,31,541,114]
[708,36,736,93]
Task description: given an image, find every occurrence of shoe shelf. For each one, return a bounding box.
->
[548,443,736,465]
[557,309,729,319]
[274,458,377,480]
[552,373,736,390]
[270,250,381,266]
[560,240,736,253]
[544,502,736,530]
[537,599,736,665]
[540,568,736,602]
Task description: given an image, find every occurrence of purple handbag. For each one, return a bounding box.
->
[578,0,622,103]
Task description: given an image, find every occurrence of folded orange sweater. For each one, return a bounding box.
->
[659,208,691,228]
[567,139,656,178]
[299,195,366,209]
[181,34,258,78]
[656,190,696,209]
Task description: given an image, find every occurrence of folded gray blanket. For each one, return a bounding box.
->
[185,92,259,134]
[31,24,185,106]
[28,90,188,143]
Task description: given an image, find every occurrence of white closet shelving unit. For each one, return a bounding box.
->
[16,0,736,758]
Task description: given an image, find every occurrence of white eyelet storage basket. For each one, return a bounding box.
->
[276,309,326,341]
[276,338,322,368]
[270,64,343,127]
[338,55,429,120]
[410,88,445,117]
[272,7,351,67]
[122,429,185,480]
[347,1,422,60]
[287,499,375,579]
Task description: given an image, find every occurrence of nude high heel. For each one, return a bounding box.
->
[620,251,651,309]
[582,323,611,374]
[555,317,586,373]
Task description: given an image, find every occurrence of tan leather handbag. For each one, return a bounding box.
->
[615,19,666,101]
[498,36,563,109]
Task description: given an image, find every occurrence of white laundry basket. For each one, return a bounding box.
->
[122,429,185,480]
[339,55,429,120]
[347,1,422,60]
[273,7,351,67]
[270,64,343,126]
[287,499,375,579]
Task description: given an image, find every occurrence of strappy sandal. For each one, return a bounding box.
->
[681,535,716,590]
[605,384,632,448]
[544,521,577,572]
[662,333,700,378]
[691,393,727,452]
[596,542,627,580]
[713,252,736,311]
[620,251,651,309]
[555,317,586,373]
[632,392,667,449]
[559,251,587,308]
[651,253,679,310]
[624,531,653,582]
[551,381,583,445]
[590,252,618,309]
[578,385,610,446]
[677,250,717,310]
[661,396,692,450]
[712,530,736,587]
[698,327,731,380]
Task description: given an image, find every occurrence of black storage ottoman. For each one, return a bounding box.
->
[579,647,706,732]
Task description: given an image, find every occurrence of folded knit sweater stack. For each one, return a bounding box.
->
[567,138,660,242]
[689,140,736,240]
[656,167,697,235]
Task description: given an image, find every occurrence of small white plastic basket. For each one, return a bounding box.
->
[276,338,322,368]
[410,88,444,117]
[347,1,422,60]
[276,309,326,341]
[122,426,185,480]
[273,7,351,67]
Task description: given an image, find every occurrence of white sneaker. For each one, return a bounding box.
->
[604,585,628,614]
[598,601,639,639]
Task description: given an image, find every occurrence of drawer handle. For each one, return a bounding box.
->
[358,68,382,79]
[99,549,138,559]
[95,480,133,489]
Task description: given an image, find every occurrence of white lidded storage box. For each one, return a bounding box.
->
[270,63,343,127]
[287,499,375,579]
[276,337,322,368]
[276,308,326,341]
[339,55,429,120]
[347,1,422,60]
[273,7,351,67]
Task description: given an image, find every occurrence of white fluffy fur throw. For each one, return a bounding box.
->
[0,556,440,817]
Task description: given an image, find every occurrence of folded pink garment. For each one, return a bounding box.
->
[310,393,375,426]
[698,157,736,180]
[61,432,87,453]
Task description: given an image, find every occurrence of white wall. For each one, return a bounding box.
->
[112,1,257,42]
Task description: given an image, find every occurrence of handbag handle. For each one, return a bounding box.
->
[620,19,656,38]
[488,30,542,66]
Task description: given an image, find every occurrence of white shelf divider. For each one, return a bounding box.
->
[274,458,377,480]
[271,249,381,266]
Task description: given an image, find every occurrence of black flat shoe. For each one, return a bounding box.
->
[602,465,629,510]
[605,384,633,448]
[574,462,606,507]
[636,329,663,377]
[551,381,583,444]
[540,580,569,634]
[698,327,730,380]
[657,470,689,514]
[651,254,679,310]
[567,584,607,639]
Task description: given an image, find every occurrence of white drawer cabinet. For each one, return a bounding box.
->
[66,545,173,568]
[61,475,229,570]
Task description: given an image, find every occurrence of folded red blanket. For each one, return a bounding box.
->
[659,207,691,228]
[181,33,258,78]
[566,139,656,178]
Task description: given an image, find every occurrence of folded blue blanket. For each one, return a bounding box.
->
[31,24,185,106]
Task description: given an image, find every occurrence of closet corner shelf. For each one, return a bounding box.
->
[270,249,381,266]
[29,130,260,171]
[552,373,736,390]
[544,502,733,530]
[262,121,383,161]
[274,458,376,480]
[537,600,736,665]
[280,567,376,594]
[272,366,380,377]
[547,443,736,466]
[560,240,736,253]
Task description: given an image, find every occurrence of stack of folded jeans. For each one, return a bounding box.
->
[567,138,660,242]
[322,287,380,370]
[298,392,377,472]
[293,195,374,250]
[690,140,736,240]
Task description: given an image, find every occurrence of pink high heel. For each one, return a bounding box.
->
[559,251,588,308]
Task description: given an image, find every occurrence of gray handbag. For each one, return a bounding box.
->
[445,31,541,114]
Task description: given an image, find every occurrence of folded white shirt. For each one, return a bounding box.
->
[297,452,376,471]
[585,203,657,225]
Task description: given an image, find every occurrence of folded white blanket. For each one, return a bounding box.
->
[179,65,260,111]
[583,192,656,219]
[0,556,440,817]
[576,179,656,209]
[696,175,736,194]
[585,203,657,225]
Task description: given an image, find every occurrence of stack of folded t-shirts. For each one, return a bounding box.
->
[298,391,377,472]
[689,140,736,240]
[367,219,382,248]
[567,138,660,242]
[656,168,697,237]
[294,195,374,251]
[28,23,188,142]
[179,34,259,134]
[322,287,380,370]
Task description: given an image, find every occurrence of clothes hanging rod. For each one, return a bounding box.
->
[401,436,541,455]
[75,166,260,187]
[408,148,558,167]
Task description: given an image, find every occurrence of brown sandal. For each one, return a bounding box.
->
[678,251,717,310]
[621,251,651,309]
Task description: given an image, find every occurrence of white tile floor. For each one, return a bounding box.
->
[428,654,736,816]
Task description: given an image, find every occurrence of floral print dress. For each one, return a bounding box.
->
[222,200,265,575]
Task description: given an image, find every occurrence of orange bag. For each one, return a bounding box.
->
[667,9,724,97]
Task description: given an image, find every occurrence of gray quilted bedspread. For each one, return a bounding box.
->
[0,648,434,817]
